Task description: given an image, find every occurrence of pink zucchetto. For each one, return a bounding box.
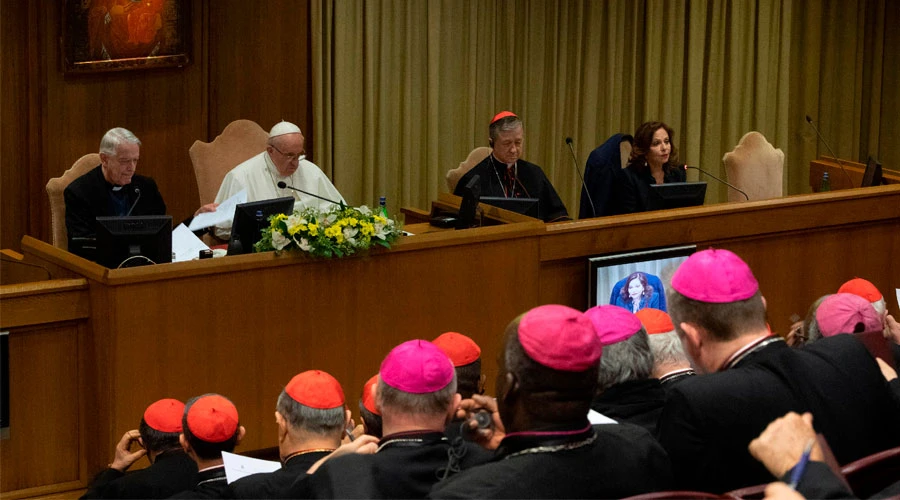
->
[815,293,883,337]
[585,305,643,346]
[269,121,302,138]
[380,340,454,394]
[671,249,759,303]
[518,305,602,372]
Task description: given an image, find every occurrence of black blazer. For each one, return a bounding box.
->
[657,335,900,493]
[80,450,197,499]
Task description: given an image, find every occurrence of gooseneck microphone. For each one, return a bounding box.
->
[805,115,854,188]
[125,187,141,216]
[276,181,345,208]
[565,137,595,218]
[684,165,749,201]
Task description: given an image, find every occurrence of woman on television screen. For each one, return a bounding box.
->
[612,272,662,313]
[612,121,686,214]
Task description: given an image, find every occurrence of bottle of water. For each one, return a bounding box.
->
[820,171,831,192]
[378,196,388,218]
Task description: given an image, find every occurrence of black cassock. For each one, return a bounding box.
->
[226,450,330,499]
[80,450,197,499]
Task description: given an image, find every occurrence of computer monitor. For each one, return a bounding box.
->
[648,182,707,211]
[227,196,294,255]
[587,245,696,310]
[455,174,481,229]
[95,215,173,268]
[480,196,542,220]
[862,156,883,187]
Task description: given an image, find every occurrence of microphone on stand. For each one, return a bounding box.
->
[125,187,141,216]
[565,137,595,218]
[276,181,345,208]
[805,115,854,188]
[684,165,749,201]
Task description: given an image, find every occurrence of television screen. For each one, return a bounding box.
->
[588,245,696,312]
[95,215,173,268]
[648,182,707,211]
[227,196,294,255]
[480,196,541,220]
[861,156,883,188]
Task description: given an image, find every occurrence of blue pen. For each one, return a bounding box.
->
[788,438,816,489]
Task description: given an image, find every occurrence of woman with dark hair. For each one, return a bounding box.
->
[613,272,660,313]
[612,121,686,214]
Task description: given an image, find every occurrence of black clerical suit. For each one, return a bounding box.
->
[226,450,329,499]
[169,465,228,499]
[590,378,667,436]
[454,155,569,222]
[428,422,673,499]
[286,430,485,499]
[64,165,166,256]
[80,450,197,499]
[657,334,900,493]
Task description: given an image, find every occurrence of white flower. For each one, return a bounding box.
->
[297,237,312,252]
[286,213,305,228]
[322,214,337,227]
[272,231,291,250]
[373,222,388,239]
[343,227,358,246]
[357,205,373,216]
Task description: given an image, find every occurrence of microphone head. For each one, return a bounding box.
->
[277,181,287,189]
[565,137,574,145]
[134,187,141,194]
[805,115,813,123]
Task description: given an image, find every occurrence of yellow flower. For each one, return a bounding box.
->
[360,221,375,236]
[287,223,307,236]
[307,223,318,236]
[270,213,288,228]
[348,217,359,227]
[373,215,387,224]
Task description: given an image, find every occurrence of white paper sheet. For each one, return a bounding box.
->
[188,189,248,231]
[222,451,281,484]
[588,409,618,425]
[171,223,211,262]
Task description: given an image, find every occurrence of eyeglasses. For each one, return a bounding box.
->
[270,144,305,161]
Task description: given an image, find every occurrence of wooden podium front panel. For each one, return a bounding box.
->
[97,232,541,459]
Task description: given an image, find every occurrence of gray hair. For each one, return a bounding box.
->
[489,115,524,142]
[376,374,457,418]
[99,127,141,155]
[802,295,831,344]
[596,329,654,393]
[275,390,346,436]
[647,330,689,368]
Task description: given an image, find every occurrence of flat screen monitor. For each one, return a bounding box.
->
[862,156,883,187]
[480,196,541,220]
[95,215,173,268]
[455,174,481,230]
[648,182,707,211]
[228,196,294,255]
[588,245,696,311]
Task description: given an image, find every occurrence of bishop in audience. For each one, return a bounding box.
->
[171,394,245,499]
[228,370,348,499]
[453,111,569,222]
[81,398,196,499]
[430,304,672,499]
[636,307,696,386]
[357,374,383,439]
[657,248,900,493]
[214,121,345,239]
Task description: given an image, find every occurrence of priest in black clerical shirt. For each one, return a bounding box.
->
[454,111,569,222]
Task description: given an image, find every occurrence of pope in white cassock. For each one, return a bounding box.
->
[214,121,345,239]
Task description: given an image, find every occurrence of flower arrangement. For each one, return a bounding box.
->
[254,204,403,258]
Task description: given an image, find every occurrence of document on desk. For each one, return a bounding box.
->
[188,189,247,231]
[222,451,281,483]
[172,223,211,262]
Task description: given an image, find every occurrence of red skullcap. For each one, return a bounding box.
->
[518,305,602,372]
[490,111,518,125]
[671,249,759,303]
[585,305,643,346]
[433,332,482,367]
[635,308,675,335]
[143,398,184,433]
[361,375,380,415]
[185,395,239,443]
[285,370,345,409]
[837,278,883,303]
[380,340,454,394]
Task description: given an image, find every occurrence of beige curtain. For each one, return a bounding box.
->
[312,0,892,216]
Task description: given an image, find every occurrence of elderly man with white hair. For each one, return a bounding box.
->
[636,308,696,386]
[214,121,345,239]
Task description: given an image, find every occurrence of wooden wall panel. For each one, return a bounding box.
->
[207,0,314,157]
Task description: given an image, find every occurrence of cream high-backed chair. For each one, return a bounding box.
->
[446,146,492,193]
[722,131,784,202]
[46,153,101,249]
[189,119,269,206]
